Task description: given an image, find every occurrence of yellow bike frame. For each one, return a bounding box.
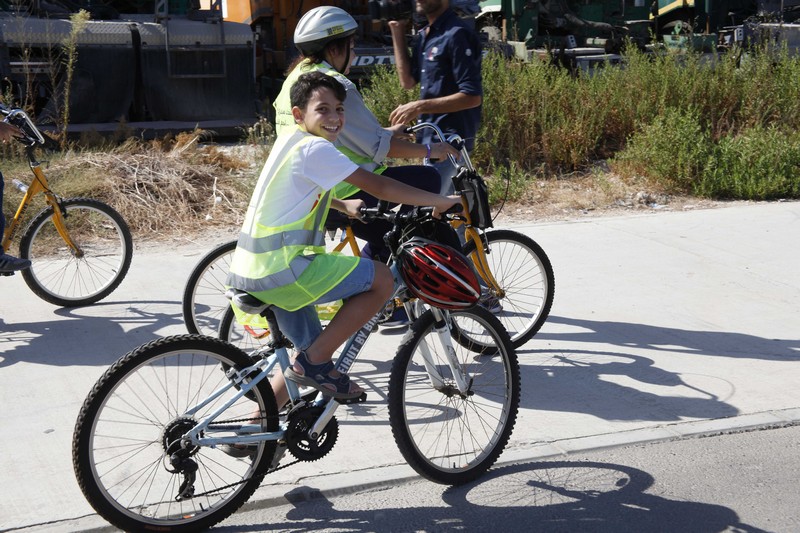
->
[2,121,81,257]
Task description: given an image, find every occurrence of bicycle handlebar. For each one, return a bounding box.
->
[359,202,462,225]
[0,103,48,146]
[403,122,475,173]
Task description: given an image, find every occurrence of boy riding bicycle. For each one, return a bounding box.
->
[227,71,460,407]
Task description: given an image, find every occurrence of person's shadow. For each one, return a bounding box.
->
[0,300,186,369]
[214,460,765,532]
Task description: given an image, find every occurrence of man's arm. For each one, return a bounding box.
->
[388,20,416,90]
[389,92,482,127]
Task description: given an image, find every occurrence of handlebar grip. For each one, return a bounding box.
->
[444,203,463,215]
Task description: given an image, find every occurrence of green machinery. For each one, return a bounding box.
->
[477,0,791,53]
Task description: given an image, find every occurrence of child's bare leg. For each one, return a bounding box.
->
[303,261,393,367]
[270,373,289,410]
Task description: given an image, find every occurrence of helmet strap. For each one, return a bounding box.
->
[338,42,352,75]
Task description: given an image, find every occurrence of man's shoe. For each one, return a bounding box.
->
[478,292,503,314]
[0,253,31,274]
[381,307,410,328]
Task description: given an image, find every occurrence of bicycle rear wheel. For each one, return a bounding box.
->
[219,304,272,353]
[19,198,132,307]
[388,306,520,485]
[182,240,236,335]
[464,229,554,348]
[72,335,279,532]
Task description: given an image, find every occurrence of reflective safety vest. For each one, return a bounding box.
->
[227,128,360,312]
[273,60,387,199]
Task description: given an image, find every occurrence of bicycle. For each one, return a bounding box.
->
[183,122,554,348]
[0,104,133,306]
[73,204,520,532]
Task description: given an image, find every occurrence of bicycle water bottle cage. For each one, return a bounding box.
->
[225,288,270,315]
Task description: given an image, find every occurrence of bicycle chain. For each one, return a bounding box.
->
[187,414,299,499]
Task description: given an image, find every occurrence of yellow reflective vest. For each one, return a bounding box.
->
[227,128,360,312]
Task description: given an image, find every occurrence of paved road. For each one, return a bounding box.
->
[1,201,799,531]
[165,424,800,533]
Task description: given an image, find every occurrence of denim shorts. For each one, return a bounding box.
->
[271,258,375,351]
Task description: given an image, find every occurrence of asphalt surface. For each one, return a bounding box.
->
[1,201,799,531]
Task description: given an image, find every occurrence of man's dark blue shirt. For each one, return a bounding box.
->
[410,8,482,150]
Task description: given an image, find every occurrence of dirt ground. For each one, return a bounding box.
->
[491,175,739,226]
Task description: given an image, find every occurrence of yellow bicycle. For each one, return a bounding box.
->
[183,123,554,348]
[1,104,132,306]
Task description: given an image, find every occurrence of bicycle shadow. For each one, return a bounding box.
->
[0,300,186,368]
[507,314,800,421]
[536,315,800,362]
[516,348,739,421]
[214,460,764,532]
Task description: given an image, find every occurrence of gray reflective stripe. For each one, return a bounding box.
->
[237,229,318,254]
[227,255,313,292]
[237,189,330,254]
[313,190,331,233]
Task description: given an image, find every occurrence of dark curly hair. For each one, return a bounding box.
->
[290,71,347,110]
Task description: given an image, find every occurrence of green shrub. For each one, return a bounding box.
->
[360,65,419,126]
[700,126,800,199]
[611,107,712,192]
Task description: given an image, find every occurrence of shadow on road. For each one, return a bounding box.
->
[539,316,800,362]
[0,300,184,368]
[215,460,765,532]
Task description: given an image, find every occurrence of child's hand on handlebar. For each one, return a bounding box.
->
[429,142,460,162]
[333,198,367,222]
[432,195,462,219]
[387,123,414,141]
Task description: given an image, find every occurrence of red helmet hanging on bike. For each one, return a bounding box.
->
[398,237,481,310]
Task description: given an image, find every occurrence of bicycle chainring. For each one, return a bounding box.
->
[285,406,338,462]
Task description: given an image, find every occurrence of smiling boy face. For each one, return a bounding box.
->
[291,86,345,143]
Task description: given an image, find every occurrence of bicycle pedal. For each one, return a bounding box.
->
[336,392,367,405]
[0,271,15,277]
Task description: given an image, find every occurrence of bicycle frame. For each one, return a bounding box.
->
[1,109,80,255]
[187,294,466,451]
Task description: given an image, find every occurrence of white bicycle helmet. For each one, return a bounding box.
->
[294,6,358,56]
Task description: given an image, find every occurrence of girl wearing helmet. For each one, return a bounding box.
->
[272,6,459,266]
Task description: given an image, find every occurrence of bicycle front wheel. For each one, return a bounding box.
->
[19,198,132,307]
[388,306,520,485]
[464,229,555,348]
[72,335,279,532]
[182,240,236,335]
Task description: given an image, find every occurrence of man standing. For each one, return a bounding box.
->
[388,0,482,194]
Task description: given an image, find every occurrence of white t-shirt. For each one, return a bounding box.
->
[257,135,359,227]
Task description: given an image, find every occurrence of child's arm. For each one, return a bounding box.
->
[330,198,366,220]
[344,168,460,215]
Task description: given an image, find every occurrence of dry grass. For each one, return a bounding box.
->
[3,133,734,251]
[489,163,728,224]
[3,131,265,241]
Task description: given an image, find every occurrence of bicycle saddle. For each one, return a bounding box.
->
[225,288,270,315]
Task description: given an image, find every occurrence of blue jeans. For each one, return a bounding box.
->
[272,258,376,351]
